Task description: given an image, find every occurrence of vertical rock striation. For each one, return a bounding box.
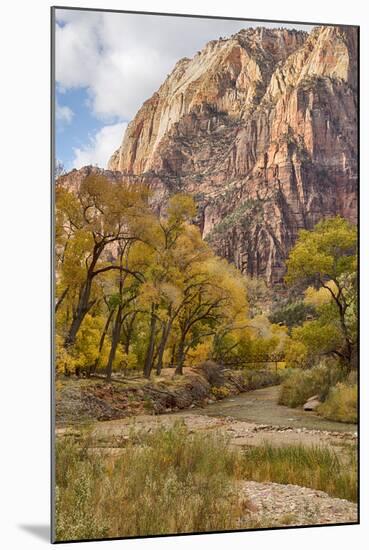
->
[71,26,358,284]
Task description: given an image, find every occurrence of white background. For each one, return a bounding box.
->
[0,0,367,548]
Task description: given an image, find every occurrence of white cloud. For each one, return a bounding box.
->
[72,122,127,169]
[55,99,74,124]
[55,9,314,122]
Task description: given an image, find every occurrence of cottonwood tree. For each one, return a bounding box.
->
[103,242,143,381]
[285,216,357,368]
[136,195,201,378]
[55,181,261,381]
[56,175,149,347]
[173,257,248,374]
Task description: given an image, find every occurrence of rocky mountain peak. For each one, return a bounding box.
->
[69,25,358,285]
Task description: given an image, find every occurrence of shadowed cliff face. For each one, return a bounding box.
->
[63,25,358,285]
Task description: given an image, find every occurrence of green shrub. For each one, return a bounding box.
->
[284,339,309,369]
[278,363,343,408]
[269,301,316,329]
[318,383,358,423]
[242,369,282,390]
[210,385,231,399]
[55,435,109,541]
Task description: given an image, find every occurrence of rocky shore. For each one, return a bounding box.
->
[241,481,357,527]
[55,364,281,426]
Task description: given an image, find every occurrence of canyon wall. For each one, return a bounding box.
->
[62,25,358,284]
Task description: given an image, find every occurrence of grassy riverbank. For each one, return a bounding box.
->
[241,443,357,502]
[55,422,357,542]
[278,365,358,424]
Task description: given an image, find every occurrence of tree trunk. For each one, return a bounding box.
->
[64,278,93,347]
[156,320,172,375]
[55,286,69,313]
[106,306,123,382]
[340,318,353,368]
[64,245,102,347]
[123,312,136,354]
[124,331,130,355]
[170,344,176,368]
[322,281,354,371]
[175,335,186,375]
[89,308,114,376]
[144,305,157,378]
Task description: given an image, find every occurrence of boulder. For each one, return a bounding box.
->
[303,398,322,411]
[306,395,319,402]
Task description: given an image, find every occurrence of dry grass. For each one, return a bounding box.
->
[240,443,357,503]
[278,364,343,408]
[55,423,357,542]
[318,383,358,423]
[55,422,244,542]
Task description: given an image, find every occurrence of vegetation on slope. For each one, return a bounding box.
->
[318,382,358,423]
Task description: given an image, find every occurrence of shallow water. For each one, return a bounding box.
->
[193,385,357,433]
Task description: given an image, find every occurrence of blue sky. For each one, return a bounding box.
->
[55,9,314,171]
[56,87,97,167]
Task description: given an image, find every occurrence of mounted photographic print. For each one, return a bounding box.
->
[52,6,359,543]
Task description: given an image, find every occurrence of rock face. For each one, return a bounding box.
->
[109,28,308,174]
[68,25,359,284]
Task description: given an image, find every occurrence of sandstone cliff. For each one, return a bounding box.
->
[64,25,359,284]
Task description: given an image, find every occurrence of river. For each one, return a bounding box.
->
[185,385,357,433]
